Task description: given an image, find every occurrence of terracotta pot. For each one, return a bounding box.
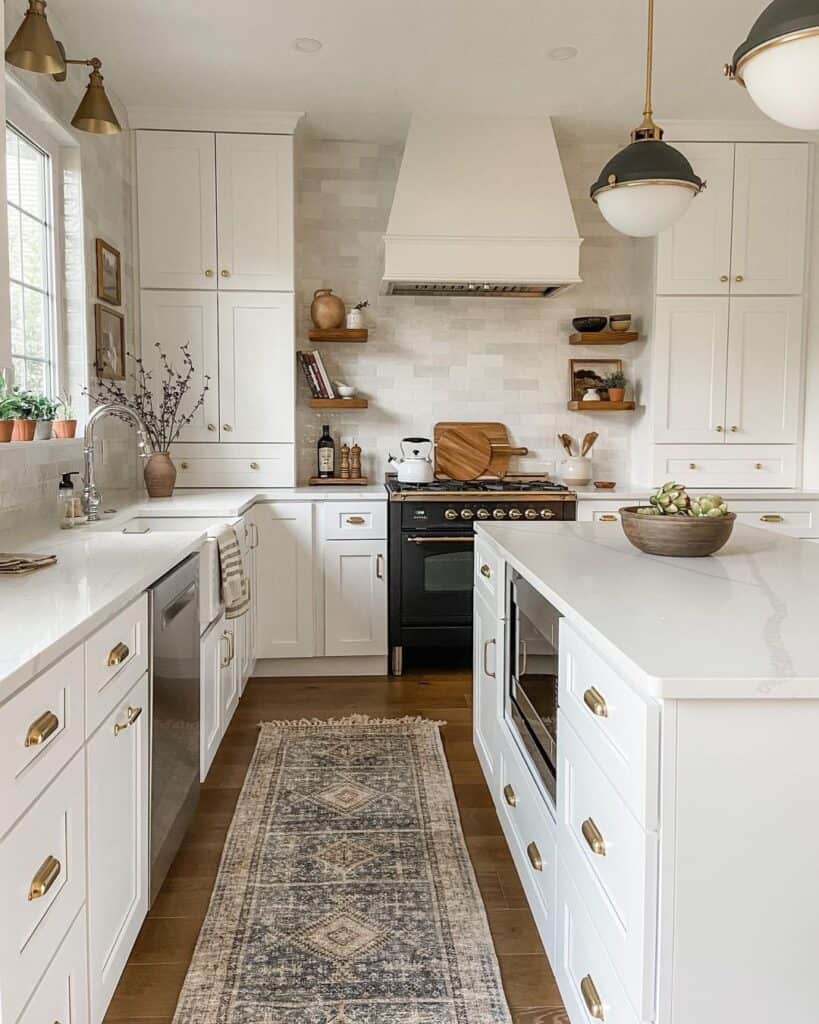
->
[53,419,78,439]
[0,420,13,442]
[607,387,625,403]
[12,419,35,441]
[310,288,346,330]
[144,452,177,498]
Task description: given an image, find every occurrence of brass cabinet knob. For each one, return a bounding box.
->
[221,269,231,278]
[730,425,738,432]
[180,461,189,469]
[503,784,518,807]
[715,425,724,432]
[581,817,607,856]
[689,463,697,470]
[580,975,605,1021]
[720,274,729,282]
[204,269,214,277]
[28,855,61,901]
[107,641,130,667]
[755,463,763,470]
[250,462,259,470]
[526,841,543,871]
[735,274,744,282]
[583,686,608,717]
[207,423,216,432]
[223,424,233,432]
[25,710,59,747]
[480,563,492,578]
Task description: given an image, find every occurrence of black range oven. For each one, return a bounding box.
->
[387,477,575,674]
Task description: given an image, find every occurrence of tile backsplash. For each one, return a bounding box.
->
[295,139,651,485]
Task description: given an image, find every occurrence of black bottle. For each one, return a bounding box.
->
[317,424,335,478]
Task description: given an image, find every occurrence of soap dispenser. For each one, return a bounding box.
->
[58,471,80,529]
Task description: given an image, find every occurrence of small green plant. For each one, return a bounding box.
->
[604,371,627,390]
[31,393,58,421]
[637,481,730,518]
[2,387,38,420]
[57,389,74,419]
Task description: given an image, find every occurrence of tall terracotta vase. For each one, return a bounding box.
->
[144,452,177,498]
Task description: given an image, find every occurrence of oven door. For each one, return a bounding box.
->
[400,532,474,625]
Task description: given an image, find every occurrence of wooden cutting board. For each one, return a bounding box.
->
[434,422,529,479]
[435,425,493,480]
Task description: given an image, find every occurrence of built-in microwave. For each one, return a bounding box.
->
[506,570,560,806]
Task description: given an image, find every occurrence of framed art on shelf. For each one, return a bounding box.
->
[569,358,622,401]
[96,239,122,305]
[95,304,125,380]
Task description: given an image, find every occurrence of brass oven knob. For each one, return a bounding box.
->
[460,508,474,520]
[493,508,507,520]
[444,508,458,521]
[525,508,538,520]
[476,508,490,520]
[508,508,522,520]
[540,509,556,520]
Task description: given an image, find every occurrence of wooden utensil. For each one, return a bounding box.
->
[434,422,529,478]
[558,433,574,456]
[581,431,599,457]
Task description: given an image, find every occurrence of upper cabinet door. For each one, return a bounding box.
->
[656,143,735,296]
[724,296,803,444]
[216,134,294,291]
[731,144,809,295]
[140,290,220,442]
[136,132,217,290]
[653,297,730,444]
[218,291,294,443]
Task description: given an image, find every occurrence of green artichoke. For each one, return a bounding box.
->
[690,493,729,518]
[645,483,730,518]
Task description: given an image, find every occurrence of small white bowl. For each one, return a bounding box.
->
[336,384,356,399]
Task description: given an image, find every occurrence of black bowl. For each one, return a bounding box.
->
[572,316,607,333]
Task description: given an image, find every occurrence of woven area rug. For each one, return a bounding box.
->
[173,715,513,1023]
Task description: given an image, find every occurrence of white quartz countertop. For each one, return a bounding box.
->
[572,485,819,502]
[477,521,819,700]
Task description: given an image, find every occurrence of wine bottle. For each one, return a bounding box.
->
[317,424,335,478]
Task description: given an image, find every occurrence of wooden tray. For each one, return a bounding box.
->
[308,476,369,485]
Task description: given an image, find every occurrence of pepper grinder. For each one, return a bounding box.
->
[350,442,362,480]
[339,443,351,479]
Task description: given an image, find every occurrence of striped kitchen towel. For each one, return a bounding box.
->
[215,526,250,619]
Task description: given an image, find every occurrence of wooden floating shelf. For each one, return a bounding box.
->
[308,398,369,409]
[569,331,640,345]
[568,400,636,411]
[308,328,368,343]
[308,476,369,486]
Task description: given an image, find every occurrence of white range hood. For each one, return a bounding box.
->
[383,115,582,297]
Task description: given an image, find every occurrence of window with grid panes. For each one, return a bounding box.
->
[6,123,55,395]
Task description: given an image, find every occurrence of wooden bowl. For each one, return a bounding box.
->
[593,481,616,490]
[619,507,736,557]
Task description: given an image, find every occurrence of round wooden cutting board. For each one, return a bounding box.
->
[435,426,493,480]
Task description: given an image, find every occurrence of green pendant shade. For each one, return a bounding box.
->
[731,0,819,76]
[590,139,704,200]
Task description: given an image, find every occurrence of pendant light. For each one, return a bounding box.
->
[725,0,819,129]
[590,0,705,237]
[4,1,120,135]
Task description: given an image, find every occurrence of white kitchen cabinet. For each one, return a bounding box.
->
[17,911,89,1024]
[656,143,735,296]
[254,503,315,659]
[140,291,220,442]
[652,297,730,443]
[473,589,501,784]
[220,622,239,729]
[218,291,295,443]
[200,613,225,781]
[323,539,388,657]
[86,673,150,1024]
[136,131,217,290]
[215,133,294,291]
[724,296,802,444]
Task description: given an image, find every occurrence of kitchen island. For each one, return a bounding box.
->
[473,521,818,1024]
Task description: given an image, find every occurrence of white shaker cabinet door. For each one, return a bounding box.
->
[324,540,388,657]
[725,296,803,444]
[473,591,502,785]
[86,673,149,1024]
[136,131,217,290]
[652,297,730,443]
[200,613,225,781]
[656,143,734,296]
[220,622,239,730]
[218,291,295,443]
[140,290,220,442]
[254,502,315,659]
[731,143,809,295]
[216,133,294,291]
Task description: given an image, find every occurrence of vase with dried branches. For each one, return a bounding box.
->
[86,343,209,497]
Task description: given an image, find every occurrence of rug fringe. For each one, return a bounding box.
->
[258,714,446,731]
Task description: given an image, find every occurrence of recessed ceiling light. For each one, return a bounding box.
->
[548,45,579,62]
[293,37,323,54]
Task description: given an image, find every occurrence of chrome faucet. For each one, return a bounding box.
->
[82,403,149,521]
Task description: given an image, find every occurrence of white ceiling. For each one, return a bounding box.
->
[46,0,771,142]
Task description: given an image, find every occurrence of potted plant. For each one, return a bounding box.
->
[32,393,58,440]
[54,390,78,438]
[86,342,209,498]
[604,371,628,403]
[7,388,38,441]
[346,299,369,329]
[0,375,15,442]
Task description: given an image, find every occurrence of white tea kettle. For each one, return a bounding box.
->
[388,437,435,484]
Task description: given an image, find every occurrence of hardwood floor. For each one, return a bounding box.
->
[104,664,568,1024]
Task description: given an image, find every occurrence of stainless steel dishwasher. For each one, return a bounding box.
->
[149,554,200,903]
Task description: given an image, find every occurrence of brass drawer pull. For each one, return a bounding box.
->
[598,514,617,522]
[107,641,130,667]
[483,638,496,679]
[583,687,608,718]
[760,514,784,523]
[114,705,143,737]
[376,553,385,579]
[580,974,605,1020]
[480,563,492,578]
[689,463,697,470]
[346,516,366,525]
[526,841,543,871]
[29,855,61,901]
[250,462,260,470]
[503,784,518,807]
[581,817,607,857]
[25,710,59,747]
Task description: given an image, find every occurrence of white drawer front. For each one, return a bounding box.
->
[17,910,88,1024]
[474,536,503,619]
[652,445,797,488]
[323,501,387,540]
[0,646,84,838]
[0,752,86,1024]
[173,442,295,487]
[732,506,816,538]
[557,866,641,1024]
[558,714,658,1018]
[559,621,660,829]
[496,730,557,960]
[85,594,148,737]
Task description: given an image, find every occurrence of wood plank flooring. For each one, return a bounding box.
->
[104,663,568,1024]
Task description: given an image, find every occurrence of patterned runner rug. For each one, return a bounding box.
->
[173,715,513,1023]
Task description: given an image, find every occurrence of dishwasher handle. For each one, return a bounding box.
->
[161,581,198,629]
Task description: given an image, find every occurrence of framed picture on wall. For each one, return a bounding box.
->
[96,239,122,305]
[95,304,126,380]
[569,358,622,401]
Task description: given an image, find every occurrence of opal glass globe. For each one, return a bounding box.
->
[741,32,819,129]
[595,182,697,238]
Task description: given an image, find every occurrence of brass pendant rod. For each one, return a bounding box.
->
[643,0,655,121]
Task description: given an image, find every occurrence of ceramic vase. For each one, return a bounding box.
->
[144,452,177,498]
[35,420,53,440]
[53,419,77,439]
[346,307,366,329]
[311,288,346,330]
[560,456,593,486]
